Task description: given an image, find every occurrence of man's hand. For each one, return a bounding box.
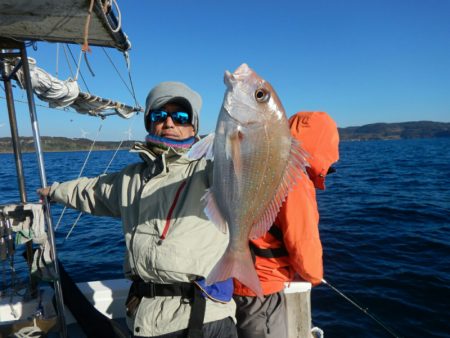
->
[37,187,51,197]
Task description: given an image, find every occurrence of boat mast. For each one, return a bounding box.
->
[0,39,68,338]
[1,41,38,298]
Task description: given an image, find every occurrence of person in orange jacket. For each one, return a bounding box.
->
[233,111,340,338]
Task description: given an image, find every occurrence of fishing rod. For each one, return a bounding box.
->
[321,278,403,338]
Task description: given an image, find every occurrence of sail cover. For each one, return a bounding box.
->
[13,57,140,118]
[0,0,130,51]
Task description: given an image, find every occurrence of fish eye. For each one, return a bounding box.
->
[254,88,270,103]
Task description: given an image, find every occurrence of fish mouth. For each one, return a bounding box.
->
[224,70,234,89]
[224,63,252,89]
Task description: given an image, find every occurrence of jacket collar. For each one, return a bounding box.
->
[131,142,192,166]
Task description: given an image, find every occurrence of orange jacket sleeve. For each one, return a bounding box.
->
[276,170,323,285]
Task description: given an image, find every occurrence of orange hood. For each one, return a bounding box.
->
[289,112,340,190]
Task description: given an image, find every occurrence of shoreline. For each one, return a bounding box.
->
[0,147,132,154]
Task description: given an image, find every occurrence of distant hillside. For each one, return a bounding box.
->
[1,121,449,153]
[338,121,450,141]
[0,136,136,153]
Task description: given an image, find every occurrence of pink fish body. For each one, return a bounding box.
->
[190,64,307,297]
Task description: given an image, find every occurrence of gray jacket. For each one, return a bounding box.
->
[50,143,235,336]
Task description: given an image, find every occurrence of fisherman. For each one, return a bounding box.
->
[232,111,340,338]
[38,82,237,338]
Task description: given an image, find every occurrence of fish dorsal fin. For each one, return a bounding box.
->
[187,133,215,160]
[202,189,228,234]
[249,137,309,239]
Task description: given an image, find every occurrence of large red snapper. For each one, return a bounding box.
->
[190,64,307,297]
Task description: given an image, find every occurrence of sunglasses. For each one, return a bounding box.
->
[149,110,191,125]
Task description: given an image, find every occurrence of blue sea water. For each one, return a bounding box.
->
[1,138,449,338]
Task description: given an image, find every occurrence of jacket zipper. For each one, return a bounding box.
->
[157,180,187,245]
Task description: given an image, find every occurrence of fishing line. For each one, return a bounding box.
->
[321,278,403,338]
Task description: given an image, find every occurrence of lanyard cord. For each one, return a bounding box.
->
[157,180,187,245]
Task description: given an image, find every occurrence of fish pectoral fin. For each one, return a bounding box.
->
[202,189,228,233]
[226,129,244,178]
[188,133,215,160]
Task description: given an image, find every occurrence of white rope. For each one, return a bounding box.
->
[311,326,324,338]
[74,48,84,82]
[106,0,122,33]
[66,44,90,93]
[62,44,75,79]
[11,318,44,338]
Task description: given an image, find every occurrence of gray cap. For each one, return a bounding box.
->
[144,81,202,135]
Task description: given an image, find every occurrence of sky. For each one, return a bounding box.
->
[1,0,449,141]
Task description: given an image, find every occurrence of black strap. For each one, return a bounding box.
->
[249,241,288,258]
[249,224,288,259]
[131,279,205,338]
[134,280,194,299]
[268,224,284,241]
[187,287,206,338]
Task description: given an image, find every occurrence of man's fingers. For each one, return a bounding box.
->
[37,187,50,197]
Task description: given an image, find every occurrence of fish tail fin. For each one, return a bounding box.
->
[207,247,263,298]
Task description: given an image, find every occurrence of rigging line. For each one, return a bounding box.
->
[65,115,138,240]
[321,279,403,338]
[124,51,141,109]
[84,52,96,77]
[66,44,90,94]
[103,114,138,174]
[0,95,70,112]
[64,212,82,241]
[74,49,84,82]
[62,44,75,80]
[101,47,133,97]
[55,43,59,78]
[55,121,104,230]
